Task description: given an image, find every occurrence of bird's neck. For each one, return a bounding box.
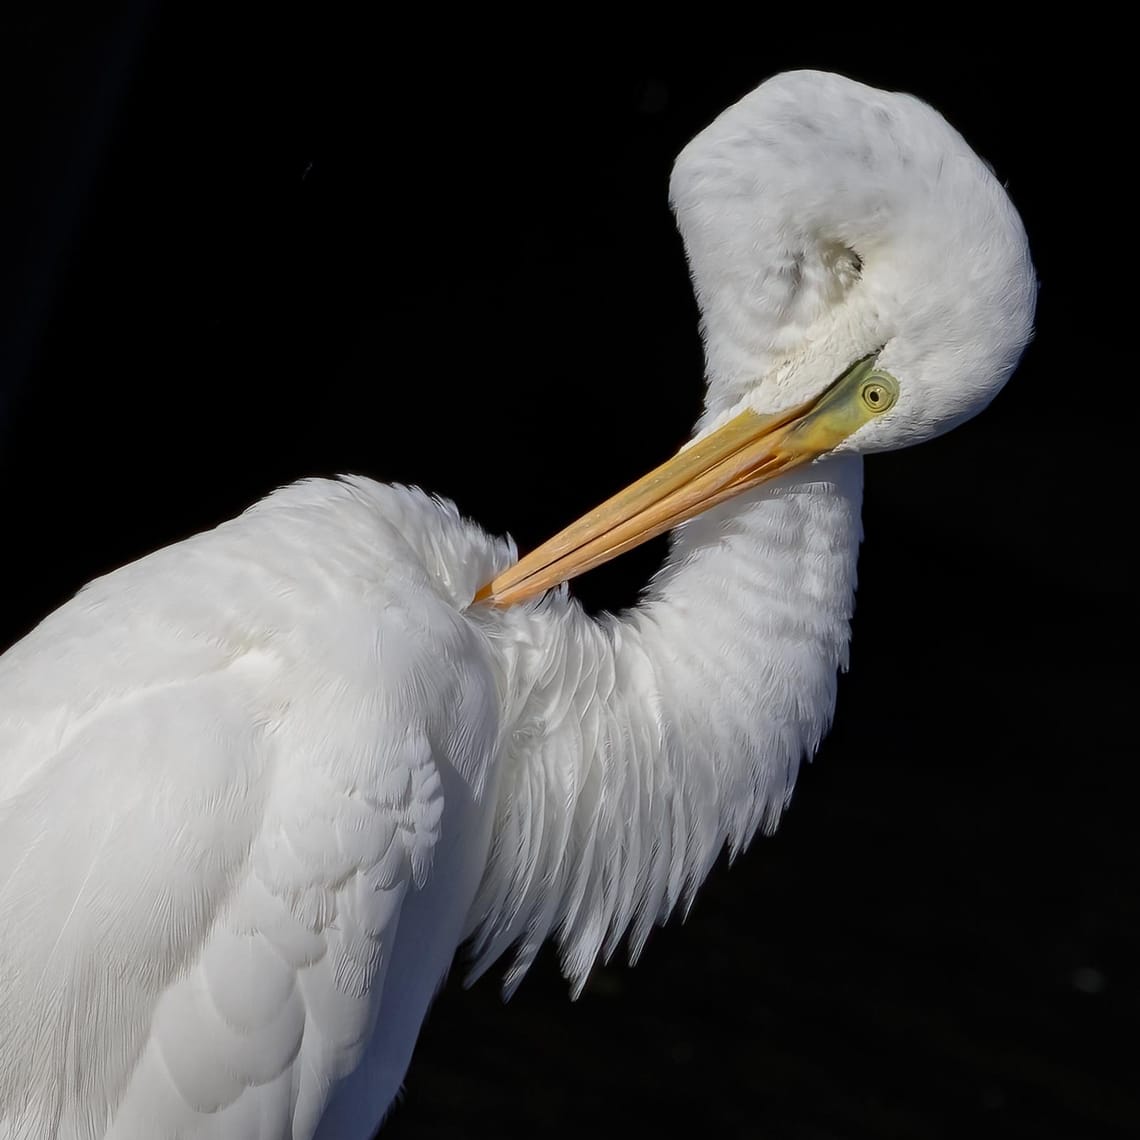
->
[465,456,863,993]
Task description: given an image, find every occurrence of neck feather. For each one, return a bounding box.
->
[466,456,863,994]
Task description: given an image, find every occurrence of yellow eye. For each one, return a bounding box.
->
[860,373,898,414]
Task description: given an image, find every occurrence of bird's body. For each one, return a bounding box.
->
[0,480,507,1138]
[1,466,860,1138]
[0,71,1034,1138]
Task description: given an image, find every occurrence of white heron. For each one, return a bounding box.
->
[0,70,1034,1139]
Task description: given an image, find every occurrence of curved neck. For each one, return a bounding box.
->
[466,456,863,994]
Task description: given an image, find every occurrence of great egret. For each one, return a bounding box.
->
[0,69,1034,1139]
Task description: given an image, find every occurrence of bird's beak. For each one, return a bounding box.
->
[476,355,896,608]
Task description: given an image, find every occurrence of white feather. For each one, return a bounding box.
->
[0,71,1035,1138]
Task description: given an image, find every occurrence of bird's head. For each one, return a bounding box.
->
[479,70,1036,608]
[672,69,1036,455]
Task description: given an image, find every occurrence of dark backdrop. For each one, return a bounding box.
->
[1,13,1132,1140]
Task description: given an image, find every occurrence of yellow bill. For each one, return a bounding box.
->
[477,355,897,608]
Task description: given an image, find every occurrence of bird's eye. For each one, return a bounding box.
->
[859,373,898,414]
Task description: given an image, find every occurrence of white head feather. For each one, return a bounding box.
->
[670,69,1036,451]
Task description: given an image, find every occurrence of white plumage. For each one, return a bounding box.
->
[0,71,1035,1138]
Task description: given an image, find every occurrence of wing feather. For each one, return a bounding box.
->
[1,479,506,1140]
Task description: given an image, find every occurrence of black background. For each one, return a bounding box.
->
[1,12,1132,1140]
